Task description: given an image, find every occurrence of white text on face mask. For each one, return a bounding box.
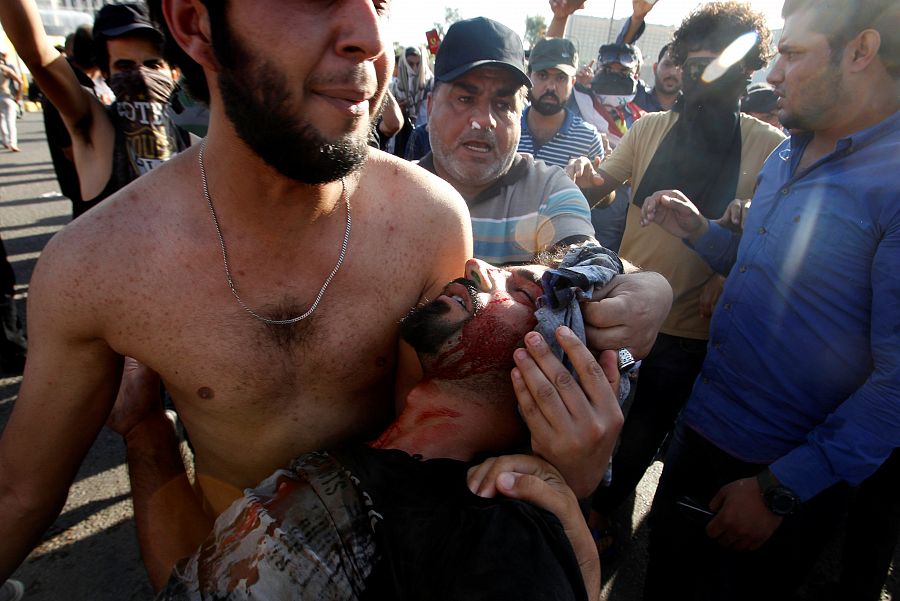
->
[116,100,168,126]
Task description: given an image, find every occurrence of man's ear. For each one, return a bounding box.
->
[426,91,433,117]
[845,29,881,74]
[163,0,217,72]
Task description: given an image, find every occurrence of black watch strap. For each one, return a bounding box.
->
[756,468,800,516]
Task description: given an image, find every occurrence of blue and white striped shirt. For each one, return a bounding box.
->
[518,108,604,169]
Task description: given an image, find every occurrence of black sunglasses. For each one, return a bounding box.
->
[682,56,715,81]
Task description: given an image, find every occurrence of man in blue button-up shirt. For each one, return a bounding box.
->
[638,0,899,598]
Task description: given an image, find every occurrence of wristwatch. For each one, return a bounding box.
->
[756,468,800,516]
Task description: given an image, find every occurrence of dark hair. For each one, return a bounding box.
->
[71,25,95,70]
[670,2,773,72]
[657,43,671,63]
[782,0,899,78]
[146,0,227,104]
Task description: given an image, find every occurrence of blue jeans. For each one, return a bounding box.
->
[643,423,850,601]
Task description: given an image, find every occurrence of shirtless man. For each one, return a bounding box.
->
[127,255,624,598]
[0,0,672,583]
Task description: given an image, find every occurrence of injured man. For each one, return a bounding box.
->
[148,247,626,600]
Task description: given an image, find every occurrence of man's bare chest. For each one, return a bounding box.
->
[106,263,405,420]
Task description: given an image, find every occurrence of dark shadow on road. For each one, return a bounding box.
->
[0,168,57,178]
[0,160,53,170]
[14,520,154,601]
[0,176,62,187]
[0,213,69,232]
[5,229,59,253]
[42,493,133,540]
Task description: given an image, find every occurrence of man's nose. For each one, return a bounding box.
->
[767,56,785,85]
[334,0,386,63]
[465,259,496,291]
[470,100,498,131]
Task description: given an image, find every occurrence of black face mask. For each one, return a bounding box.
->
[107,66,176,105]
[591,70,638,96]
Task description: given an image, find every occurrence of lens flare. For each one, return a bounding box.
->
[702,31,758,83]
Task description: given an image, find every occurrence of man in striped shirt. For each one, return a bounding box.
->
[421,18,596,265]
[518,37,605,170]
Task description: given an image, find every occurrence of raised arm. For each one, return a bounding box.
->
[0,0,114,198]
[0,237,122,581]
[0,0,95,126]
[547,0,584,38]
[617,0,660,45]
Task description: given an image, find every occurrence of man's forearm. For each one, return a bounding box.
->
[617,16,645,45]
[125,415,213,592]
[0,0,56,69]
[547,14,569,38]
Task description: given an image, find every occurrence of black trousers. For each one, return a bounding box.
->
[592,333,707,515]
[643,423,850,601]
[838,447,900,600]
[0,236,15,296]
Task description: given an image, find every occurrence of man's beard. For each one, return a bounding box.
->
[399,279,482,354]
[529,90,565,116]
[778,67,843,132]
[214,27,370,184]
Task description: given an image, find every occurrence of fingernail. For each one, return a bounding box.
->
[497,472,516,490]
[525,332,544,347]
[514,348,528,361]
[557,325,573,337]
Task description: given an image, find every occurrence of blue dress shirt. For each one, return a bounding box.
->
[682,110,900,501]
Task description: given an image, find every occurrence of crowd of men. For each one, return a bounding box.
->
[0,0,897,600]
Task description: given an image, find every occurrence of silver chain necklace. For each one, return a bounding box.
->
[198,140,351,325]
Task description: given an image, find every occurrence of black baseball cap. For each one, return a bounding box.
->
[93,3,161,41]
[434,17,532,88]
[741,83,778,113]
[529,37,578,75]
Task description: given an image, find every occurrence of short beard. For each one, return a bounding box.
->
[399,279,481,354]
[528,90,565,116]
[431,131,518,192]
[214,22,369,184]
[531,99,565,116]
[778,67,843,132]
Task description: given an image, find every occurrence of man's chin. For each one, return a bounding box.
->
[533,102,565,116]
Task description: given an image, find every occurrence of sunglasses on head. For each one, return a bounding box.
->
[598,47,638,69]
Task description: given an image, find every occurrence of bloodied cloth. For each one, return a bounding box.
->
[158,447,587,601]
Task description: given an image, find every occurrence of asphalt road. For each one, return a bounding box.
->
[0,111,896,601]
[1,112,154,600]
